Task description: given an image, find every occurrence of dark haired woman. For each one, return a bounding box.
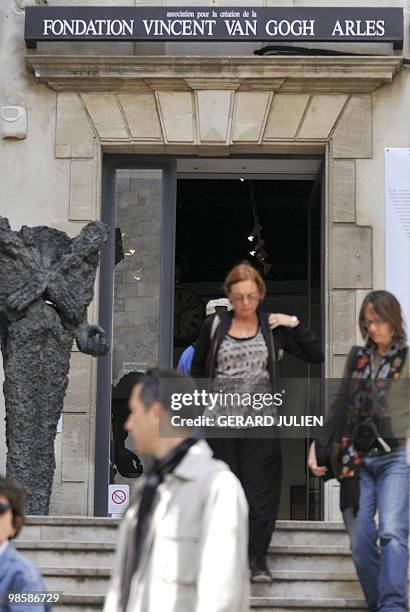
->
[309,290,410,612]
[192,261,323,582]
[0,477,51,611]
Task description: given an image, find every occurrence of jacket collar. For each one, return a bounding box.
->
[172,440,213,481]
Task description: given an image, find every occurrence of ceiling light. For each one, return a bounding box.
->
[248,218,263,242]
[263,263,272,276]
[256,249,268,262]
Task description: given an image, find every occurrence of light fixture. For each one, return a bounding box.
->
[246,181,271,277]
[240,177,245,182]
[263,262,272,276]
[250,238,265,258]
[256,249,268,262]
[247,218,263,241]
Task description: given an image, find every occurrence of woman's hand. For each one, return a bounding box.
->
[268,313,299,329]
[308,441,328,477]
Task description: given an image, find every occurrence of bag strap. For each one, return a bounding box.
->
[206,314,222,379]
[210,314,221,341]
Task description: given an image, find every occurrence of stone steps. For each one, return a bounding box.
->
[250,597,366,611]
[268,545,355,572]
[15,541,116,567]
[15,542,357,572]
[38,568,365,599]
[31,595,368,612]
[14,518,371,610]
[20,518,350,545]
[252,571,363,598]
[19,517,119,543]
[41,568,111,595]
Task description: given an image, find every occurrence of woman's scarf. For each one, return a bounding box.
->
[338,340,407,479]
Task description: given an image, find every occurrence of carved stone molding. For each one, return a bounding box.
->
[26,54,402,94]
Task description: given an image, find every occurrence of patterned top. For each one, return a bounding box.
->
[215,327,270,381]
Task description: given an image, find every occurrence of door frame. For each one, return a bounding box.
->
[94,155,176,516]
[306,161,326,520]
[94,153,325,517]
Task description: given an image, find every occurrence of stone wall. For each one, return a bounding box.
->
[113,170,162,383]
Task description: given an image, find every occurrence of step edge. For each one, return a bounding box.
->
[41,568,112,576]
[250,597,366,605]
[14,542,116,550]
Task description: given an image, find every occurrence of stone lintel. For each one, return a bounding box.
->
[101,142,326,156]
[26,55,402,94]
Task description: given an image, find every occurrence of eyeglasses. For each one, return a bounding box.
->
[0,502,11,515]
[364,318,385,329]
[230,293,260,304]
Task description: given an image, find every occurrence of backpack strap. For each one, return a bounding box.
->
[210,314,221,341]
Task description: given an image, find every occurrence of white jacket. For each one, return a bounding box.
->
[104,440,250,612]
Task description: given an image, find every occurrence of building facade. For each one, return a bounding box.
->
[0,0,409,517]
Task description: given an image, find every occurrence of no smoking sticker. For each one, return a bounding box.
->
[112,489,126,504]
[108,484,129,515]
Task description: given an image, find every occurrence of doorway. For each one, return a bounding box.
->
[97,155,324,518]
[173,157,324,520]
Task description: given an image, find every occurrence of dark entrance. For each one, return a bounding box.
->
[173,163,323,520]
[97,156,324,519]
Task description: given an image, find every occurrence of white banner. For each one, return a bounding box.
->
[385,147,410,330]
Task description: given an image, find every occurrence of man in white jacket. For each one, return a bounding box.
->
[104,368,250,612]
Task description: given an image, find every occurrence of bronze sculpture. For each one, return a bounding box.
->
[0,217,109,514]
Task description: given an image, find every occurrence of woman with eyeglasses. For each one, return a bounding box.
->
[0,477,50,611]
[308,290,410,612]
[191,261,323,582]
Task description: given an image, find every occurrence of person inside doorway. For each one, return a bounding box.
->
[309,290,410,612]
[104,368,250,612]
[111,372,144,479]
[177,298,232,375]
[191,261,323,582]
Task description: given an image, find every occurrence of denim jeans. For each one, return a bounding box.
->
[343,448,410,612]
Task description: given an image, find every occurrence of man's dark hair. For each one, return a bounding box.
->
[0,477,26,538]
[139,368,201,419]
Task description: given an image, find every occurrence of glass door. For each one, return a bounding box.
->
[94,157,176,516]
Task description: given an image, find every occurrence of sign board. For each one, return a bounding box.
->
[108,484,130,517]
[385,148,410,331]
[25,6,403,48]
